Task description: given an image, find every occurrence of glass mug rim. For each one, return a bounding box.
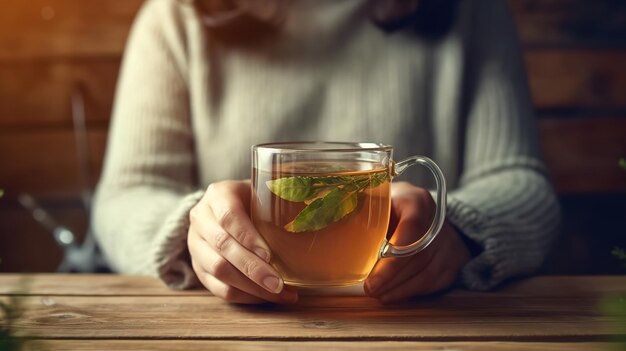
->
[252,141,393,153]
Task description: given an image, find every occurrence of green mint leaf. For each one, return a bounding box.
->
[267,175,363,202]
[284,187,358,233]
[620,158,626,171]
[265,177,318,202]
[369,171,389,189]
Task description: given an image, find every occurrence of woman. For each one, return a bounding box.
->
[93,0,560,304]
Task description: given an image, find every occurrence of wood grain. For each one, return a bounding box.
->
[24,340,620,351]
[539,116,626,193]
[526,50,626,109]
[2,276,624,342]
[0,59,119,128]
[1,275,624,297]
[3,294,614,340]
[0,274,208,296]
[509,0,626,48]
[0,129,107,196]
[0,0,143,60]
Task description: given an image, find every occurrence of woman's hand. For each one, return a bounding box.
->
[188,180,298,304]
[365,182,471,303]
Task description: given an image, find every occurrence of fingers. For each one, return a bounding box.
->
[377,252,457,304]
[365,193,433,295]
[367,224,469,303]
[366,248,434,298]
[366,183,461,303]
[194,209,284,294]
[189,230,298,303]
[202,273,267,304]
[188,180,296,304]
[204,181,271,262]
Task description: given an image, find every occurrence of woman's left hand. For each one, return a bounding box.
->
[364,182,472,303]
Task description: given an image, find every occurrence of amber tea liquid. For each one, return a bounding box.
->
[252,161,391,287]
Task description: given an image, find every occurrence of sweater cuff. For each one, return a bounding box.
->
[446,195,511,291]
[154,190,205,290]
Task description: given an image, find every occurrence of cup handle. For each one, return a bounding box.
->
[379,156,447,258]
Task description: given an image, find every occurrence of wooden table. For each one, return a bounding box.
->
[1,275,625,350]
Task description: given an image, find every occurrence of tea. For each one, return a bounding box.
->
[251,161,391,287]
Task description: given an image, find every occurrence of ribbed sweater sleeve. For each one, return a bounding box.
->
[93,0,202,289]
[446,0,560,290]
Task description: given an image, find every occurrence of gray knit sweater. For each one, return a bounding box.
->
[93,0,560,291]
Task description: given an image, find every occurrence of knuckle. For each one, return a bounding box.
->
[213,231,233,253]
[189,206,200,225]
[216,207,236,229]
[241,257,260,279]
[206,182,218,194]
[210,257,230,280]
[233,230,254,249]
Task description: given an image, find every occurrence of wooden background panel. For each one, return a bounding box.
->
[0,129,107,196]
[509,0,626,48]
[0,60,119,129]
[526,50,626,110]
[539,117,626,193]
[0,0,143,60]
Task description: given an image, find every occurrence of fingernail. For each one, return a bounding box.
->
[263,276,282,293]
[254,248,271,262]
[366,276,382,295]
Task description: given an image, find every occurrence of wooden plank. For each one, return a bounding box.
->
[509,0,626,48]
[4,293,616,340]
[2,275,625,297]
[525,50,626,109]
[0,129,107,197]
[0,274,208,296]
[0,0,143,60]
[25,340,620,351]
[538,117,626,193]
[0,59,119,128]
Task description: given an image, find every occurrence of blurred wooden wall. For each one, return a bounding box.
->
[0,0,625,272]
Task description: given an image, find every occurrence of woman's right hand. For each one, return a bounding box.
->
[188,180,298,304]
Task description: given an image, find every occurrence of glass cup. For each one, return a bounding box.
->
[251,142,446,287]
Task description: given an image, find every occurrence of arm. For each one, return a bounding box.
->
[93,0,203,289]
[447,0,560,290]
